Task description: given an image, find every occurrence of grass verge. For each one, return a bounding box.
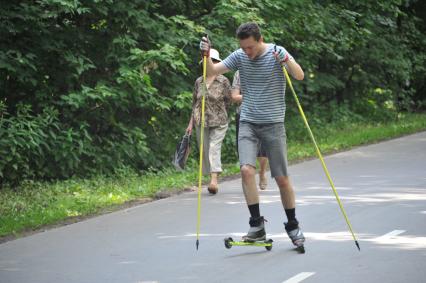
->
[1,112,425,241]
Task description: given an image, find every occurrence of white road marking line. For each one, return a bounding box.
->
[282,272,315,283]
[118,261,137,264]
[375,230,405,240]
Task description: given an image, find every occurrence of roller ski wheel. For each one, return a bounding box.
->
[291,238,305,253]
[264,239,273,251]
[295,244,305,254]
[224,237,233,249]
[224,237,273,251]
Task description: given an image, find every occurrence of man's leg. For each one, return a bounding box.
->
[238,122,259,204]
[276,176,299,229]
[275,175,295,211]
[277,175,304,247]
[238,122,266,241]
[241,164,265,241]
[241,165,259,205]
[262,123,305,246]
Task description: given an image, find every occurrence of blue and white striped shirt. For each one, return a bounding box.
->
[223,44,287,124]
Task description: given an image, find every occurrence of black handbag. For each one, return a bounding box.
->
[173,133,191,170]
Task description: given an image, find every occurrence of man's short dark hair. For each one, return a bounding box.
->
[236,22,262,41]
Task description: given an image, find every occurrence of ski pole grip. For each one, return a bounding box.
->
[202,34,210,57]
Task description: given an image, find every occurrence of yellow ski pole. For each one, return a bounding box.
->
[196,45,208,250]
[278,50,360,251]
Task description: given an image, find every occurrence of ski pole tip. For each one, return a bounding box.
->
[355,241,360,251]
[196,239,199,250]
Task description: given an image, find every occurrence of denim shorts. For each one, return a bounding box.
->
[238,121,288,177]
[236,113,267,157]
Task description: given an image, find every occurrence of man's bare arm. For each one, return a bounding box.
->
[285,59,304,81]
[204,58,230,76]
[273,45,304,81]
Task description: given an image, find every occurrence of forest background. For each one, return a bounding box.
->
[1,0,425,185]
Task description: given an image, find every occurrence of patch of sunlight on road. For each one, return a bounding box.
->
[157,231,426,250]
[339,192,426,204]
[332,150,374,158]
[158,232,246,239]
[366,232,426,250]
[297,191,426,206]
[158,232,362,241]
[225,195,282,205]
[297,231,426,250]
[117,261,138,265]
[0,268,20,272]
[304,186,353,191]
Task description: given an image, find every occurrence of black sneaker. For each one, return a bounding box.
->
[242,216,266,242]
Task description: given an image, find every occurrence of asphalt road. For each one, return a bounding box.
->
[1,132,425,283]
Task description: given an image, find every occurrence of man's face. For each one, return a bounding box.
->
[239,36,263,60]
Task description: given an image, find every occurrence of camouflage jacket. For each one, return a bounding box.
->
[192,75,231,127]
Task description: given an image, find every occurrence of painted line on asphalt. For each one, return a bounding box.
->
[282,272,315,283]
[375,230,405,240]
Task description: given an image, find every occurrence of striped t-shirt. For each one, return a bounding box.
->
[222,44,287,124]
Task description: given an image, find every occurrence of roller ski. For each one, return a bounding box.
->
[224,216,273,251]
[224,237,273,251]
[285,219,306,253]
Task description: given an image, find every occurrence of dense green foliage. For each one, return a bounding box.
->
[1,0,425,184]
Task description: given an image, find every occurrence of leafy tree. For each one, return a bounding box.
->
[1,0,424,184]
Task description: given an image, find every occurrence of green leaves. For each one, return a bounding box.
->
[0,0,424,184]
[64,52,96,77]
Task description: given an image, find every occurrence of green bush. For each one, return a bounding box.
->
[0,0,425,184]
[0,103,92,183]
[0,102,153,184]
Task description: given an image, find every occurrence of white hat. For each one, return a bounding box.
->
[209,49,222,62]
[200,48,222,63]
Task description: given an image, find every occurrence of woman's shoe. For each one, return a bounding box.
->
[207,184,218,194]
